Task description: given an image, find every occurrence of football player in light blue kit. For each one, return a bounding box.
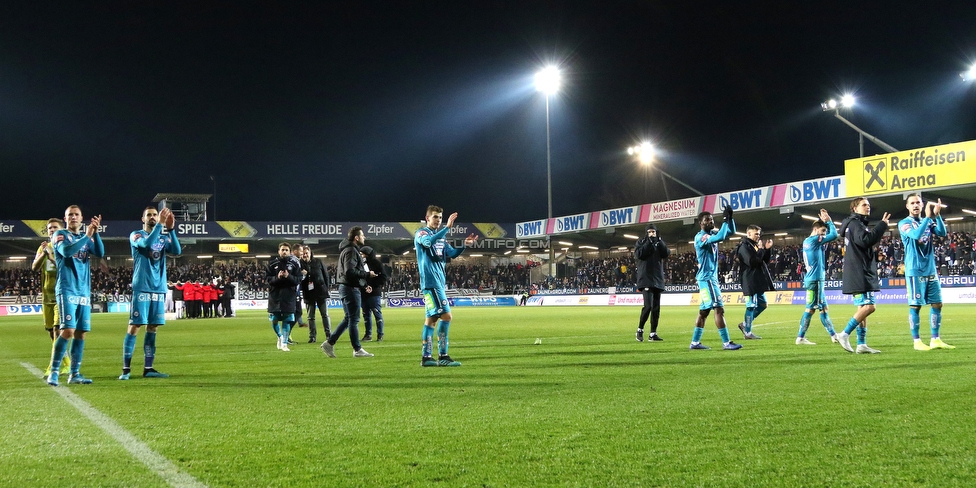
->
[899,193,953,351]
[46,205,104,386]
[414,205,478,367]
[689,206,741,351]
[796,208,839,345]
[120,206,181,380]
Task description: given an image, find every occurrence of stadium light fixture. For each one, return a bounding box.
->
[254,255,271,258]
[962,209,976,215]
[626,141,704,201]
[535,65,562,279]
[517,249,531,253]
[821,93,897,157]
[558,241,573,246]
[774,232,788,236]
[961,63,976,81]
[7,256,27,260]
[944,217,964,221]
[623,234,640,239]
[504,250,512,255]
[470,254,484,257]
[197,255,213,259]
[800,214,819,221]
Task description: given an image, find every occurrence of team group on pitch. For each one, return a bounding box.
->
[632,193,954,353]
[35,204,479,386]
[34,194,952,385]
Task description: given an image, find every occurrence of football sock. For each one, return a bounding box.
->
[744,308,755,333]
[718,327,731,344]
[908,307,921,340]
[123,333,137,370]
[798,311,812,337]
[844,317,859,335]
[691,326,704,344]
[856,323,867,345]
[271,320,281,338]
[282,323,293,344]
[422,324,435,357]
[754,301,767,320]
[820,312,836,336]
[51,336,69,373]
[930,308,942,338]
[144,331,157,369]
[437,320,451,356]
[69,339,85,375]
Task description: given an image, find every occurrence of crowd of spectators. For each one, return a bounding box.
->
[2,231,973,298]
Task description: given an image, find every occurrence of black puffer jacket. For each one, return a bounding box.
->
[336,238,368,287]
[736,238,774,296]
[634,235,669,291]
[838,213,887,294]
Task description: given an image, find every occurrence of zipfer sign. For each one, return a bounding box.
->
[845,139,976,196]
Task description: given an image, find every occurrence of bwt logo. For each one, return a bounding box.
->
[555,215,585,232]
[719,190,762,210]
[601,208,634,226]
[789,178,841,203]
[517,221,544,237]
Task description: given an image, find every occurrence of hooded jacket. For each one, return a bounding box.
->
[736,237,775,296]
[336,238,368,287]
[266,254,301,313]
[634,225,669,291]
[360,246,388,298]
[838,212,887,294]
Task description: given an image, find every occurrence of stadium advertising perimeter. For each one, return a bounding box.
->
[845,139,976,195]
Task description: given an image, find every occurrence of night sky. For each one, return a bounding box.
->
[2,2,974,224]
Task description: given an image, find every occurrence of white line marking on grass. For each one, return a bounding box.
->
[21,362,208,488]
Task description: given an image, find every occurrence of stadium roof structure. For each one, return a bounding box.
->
[3,141,975,259]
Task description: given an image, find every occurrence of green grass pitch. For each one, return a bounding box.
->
[2,304,975,487]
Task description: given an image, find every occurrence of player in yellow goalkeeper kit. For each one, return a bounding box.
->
[33,218,70,379]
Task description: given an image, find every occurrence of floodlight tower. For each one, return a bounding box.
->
[821,95,898,157]
[535,66,561,278]
[627,142,705,201]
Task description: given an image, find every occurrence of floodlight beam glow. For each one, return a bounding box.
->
[534,66,561,95]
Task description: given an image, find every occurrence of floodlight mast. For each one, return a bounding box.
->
[821,96,898,157]
[535,66,561,277]
[627,142,705,201]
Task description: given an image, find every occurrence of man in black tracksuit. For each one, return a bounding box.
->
[267,242,302,352]
[359,245,388,342]
[301,247,331,343]
[835,197,891,354]
[736,224,774,340]
[634,223,669,342]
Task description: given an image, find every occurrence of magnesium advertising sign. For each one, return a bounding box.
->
[641,197,702,222]
[845,140,976,196]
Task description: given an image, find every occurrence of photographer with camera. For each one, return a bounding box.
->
[634,223,669,342]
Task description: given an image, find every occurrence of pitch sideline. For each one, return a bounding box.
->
[20,362,207,488]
